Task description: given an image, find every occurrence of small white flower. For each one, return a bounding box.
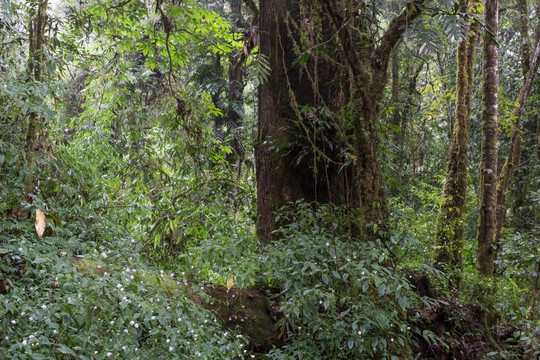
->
[53,330,57,334]
[166,339,170,343]
[123,329,128,334]
[106,352,112,357]
[168,347,174,352]
[4,336,8,340]
[22,340,27,346]
[41,304,47,309]
[11,320,16,325]
[196,352,201,357]
[130,321,135,326]
[151,316,156,320]
[110,320,115,325]
[122,346,126,351]
[18,247,23,253]
[29,317,34,322]
[21,312,25,316]
[134,323,139,328]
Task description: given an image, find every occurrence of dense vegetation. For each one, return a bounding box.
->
[0,0,538,359]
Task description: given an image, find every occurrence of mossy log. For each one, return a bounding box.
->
[72,259,282,352]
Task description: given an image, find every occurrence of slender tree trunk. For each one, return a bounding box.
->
[476,0,499,277]
[25,0,48,162]
[435,0,479,286]
[501,1,540,236]
[227,0,246,179]
[24,0,48,192]
[495,36,540,240]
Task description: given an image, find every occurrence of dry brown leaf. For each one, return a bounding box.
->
[226,275,234,291]
[35,209,46,238]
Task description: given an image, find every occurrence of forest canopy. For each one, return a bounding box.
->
[0,0,539,359]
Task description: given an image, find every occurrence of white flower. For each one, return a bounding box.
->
[123,329,128,334]
[110,320,115,325]
[18,247,23,253]
[106,352,112,357]
[11,320,16,325]
[134,323,139,328]
[41,304,47,309]
[151,316,156,320]
[168,347,174,352]
[22,340,27,346]
[29,316,34,322]
[166,339,170,343]
[130,321,135,326]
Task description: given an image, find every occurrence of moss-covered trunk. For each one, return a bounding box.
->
[495,25,540,241]
[435,0,479,286]
[256,0,424,242]
[476,0,499,277]
[24,0,48,191]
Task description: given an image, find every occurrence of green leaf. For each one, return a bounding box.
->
[57,346,77,355]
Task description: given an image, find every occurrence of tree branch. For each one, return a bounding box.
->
[374,1,425,69]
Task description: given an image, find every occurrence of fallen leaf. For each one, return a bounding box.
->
[35,209,46,238]
[226,275,234,291]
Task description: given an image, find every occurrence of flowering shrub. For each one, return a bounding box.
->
[263,202,418,359]
[0,221,246,359]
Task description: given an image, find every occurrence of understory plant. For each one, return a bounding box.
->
[263,202,418,360]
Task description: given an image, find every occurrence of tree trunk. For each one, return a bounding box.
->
[256,0,424,242]
[227,0,246,179]
[434,0,479,286]
[476,0,499,277]
[24,0,48,170]
[495,36,540,241]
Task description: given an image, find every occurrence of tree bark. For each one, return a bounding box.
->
[226,0,247,179]
[256,0,424,242]
[476,0,499,277]
[495,36,540,240]
[434,0,479,285]
[23,0,48,199]
[24,0,48,169]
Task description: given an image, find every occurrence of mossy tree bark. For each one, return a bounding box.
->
[476,0,499,277]
[434,0,480,286]
[256,0,424,242]
[495,13,540,241]
[24,0,48,193]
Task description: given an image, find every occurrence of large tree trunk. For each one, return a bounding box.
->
[434,0,479,286]
[256,0,424,242]
[476,0,499,277]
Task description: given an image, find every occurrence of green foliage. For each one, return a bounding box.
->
[0,219,246,359]
[263,202,417,359]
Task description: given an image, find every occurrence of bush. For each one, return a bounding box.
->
[0,219,246,359]
[263,202,418,360]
